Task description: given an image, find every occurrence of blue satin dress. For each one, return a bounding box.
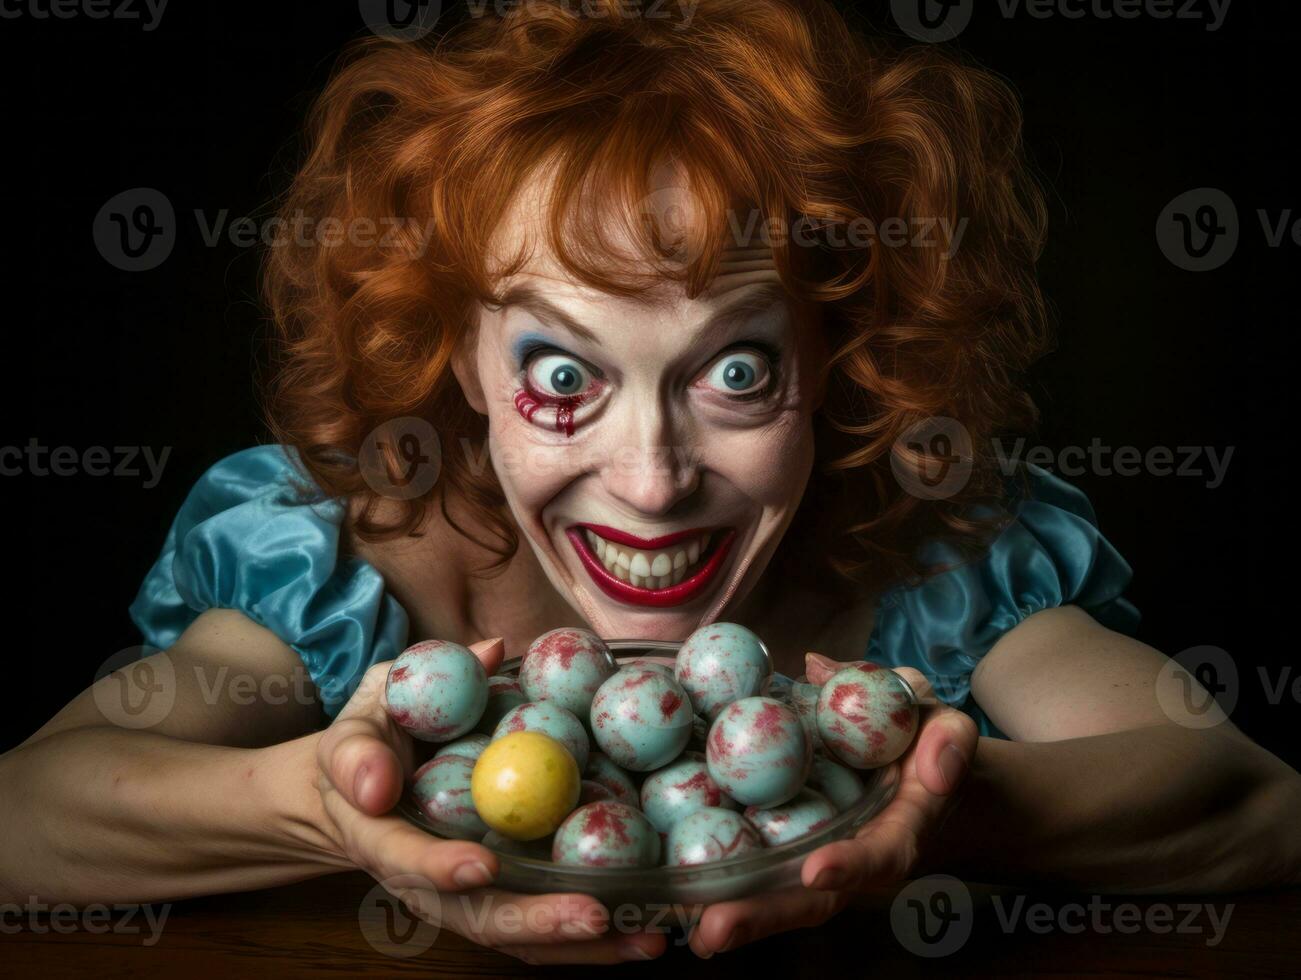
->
[129,445,1139,739]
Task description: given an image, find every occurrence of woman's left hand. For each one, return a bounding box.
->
[687,653,980,958]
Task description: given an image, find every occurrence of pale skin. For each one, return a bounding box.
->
[2,174,1298,966]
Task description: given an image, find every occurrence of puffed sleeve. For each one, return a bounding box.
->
[867,464,1139,739]
[128,445,410,718]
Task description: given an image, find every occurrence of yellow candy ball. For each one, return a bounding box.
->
[471,731,581,841]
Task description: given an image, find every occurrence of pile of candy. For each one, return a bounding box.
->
[385,624,919,869]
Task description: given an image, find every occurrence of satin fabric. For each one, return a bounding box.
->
[130,445,1138,736]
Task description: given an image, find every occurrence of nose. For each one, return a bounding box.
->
[598,397,701,518]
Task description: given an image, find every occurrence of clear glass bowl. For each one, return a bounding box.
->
[398,642,900,907]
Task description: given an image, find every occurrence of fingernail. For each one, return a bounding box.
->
[452,861,493,889]
[811,866,846,890]
[352,764,370,805]
[939,743,967,791]
[619,942,655,960]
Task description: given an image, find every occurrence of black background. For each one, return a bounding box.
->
[0,0,1294,766]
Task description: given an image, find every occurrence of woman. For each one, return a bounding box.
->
[2,0,1296,965]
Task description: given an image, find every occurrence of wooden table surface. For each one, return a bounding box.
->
[4,871,1298,977]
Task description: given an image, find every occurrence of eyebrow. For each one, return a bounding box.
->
[496,279,794,350]
[494,285,602,346]
[700,281,794,334]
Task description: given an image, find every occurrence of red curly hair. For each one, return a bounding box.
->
[263,0,1049,594]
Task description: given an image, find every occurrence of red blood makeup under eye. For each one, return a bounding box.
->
[513,388,587,437]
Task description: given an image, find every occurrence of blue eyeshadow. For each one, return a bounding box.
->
[511,332,557,365]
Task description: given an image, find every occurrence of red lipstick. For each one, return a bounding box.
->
[566,526,736,608]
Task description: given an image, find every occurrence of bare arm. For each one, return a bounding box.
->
[0,609,476,904]
[924,605,1301,892]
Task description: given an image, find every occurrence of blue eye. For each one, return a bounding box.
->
[528,353,591,397]
[703,351,769,396]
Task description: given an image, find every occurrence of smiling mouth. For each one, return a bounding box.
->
[565,523,737,608]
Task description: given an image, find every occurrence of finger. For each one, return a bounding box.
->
[434,889,612,947]
[688,886,845,957]
[799,703,977,891]
[800,810,920,892]
[912,701,978,797]
[468,636,506,676]
[503,929,668,965]
[318,716,408,815]
[325,787,500,891]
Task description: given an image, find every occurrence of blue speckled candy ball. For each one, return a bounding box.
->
[744,788,838,846]
[551,801,661,868]
[706,696,812,808]
[590,666,693,772]
[434,733,491,762]
[674,623,771,720]
[493,701,590,772]
[807,753,866,812]
[475,675,529,735]
[787,682,824,752]
[666,807,764,866]
[584,752,640,807]
[385,640,488,742]
[640,751,738,834]
[816,664,919,769]
[411,755,489,840]
[519,628,617,723]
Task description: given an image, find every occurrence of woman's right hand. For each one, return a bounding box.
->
[314,638,665,964]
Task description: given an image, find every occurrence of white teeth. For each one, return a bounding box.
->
[583,528,719,591]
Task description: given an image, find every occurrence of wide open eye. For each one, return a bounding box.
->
[700,351,771,397]
[527,353,595,398]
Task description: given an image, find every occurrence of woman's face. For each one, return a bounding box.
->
[458,181,824,640]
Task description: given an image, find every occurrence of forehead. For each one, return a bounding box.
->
[482,160,788,322]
